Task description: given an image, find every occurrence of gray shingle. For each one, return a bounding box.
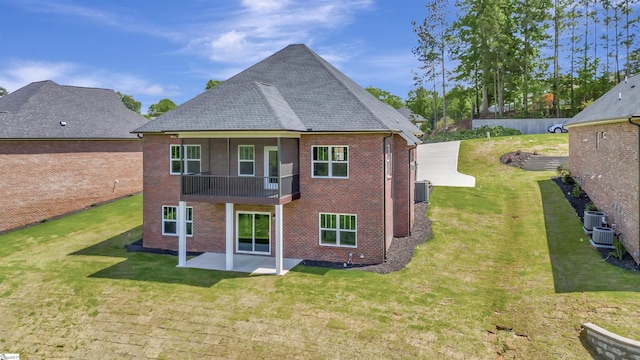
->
[567,75,640,126]
[0,80,149,139]
[134,44,421,145]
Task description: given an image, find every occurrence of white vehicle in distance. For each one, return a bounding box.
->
[547,122,568,133]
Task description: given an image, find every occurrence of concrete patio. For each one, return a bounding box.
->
[180,252,303,275]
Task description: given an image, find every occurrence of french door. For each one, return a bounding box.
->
[236,212,271,254]
[264,146,278,190]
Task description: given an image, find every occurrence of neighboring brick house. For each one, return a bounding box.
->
[133,44,422,274]
[0,80,148,232]
[565,76,640,263]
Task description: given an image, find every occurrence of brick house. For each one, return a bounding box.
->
[0,80,148,232]
[133,44,422,274]
[565,76,640,263]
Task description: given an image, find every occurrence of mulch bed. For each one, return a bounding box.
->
[552,177,638,272]
[500,151,638,272]
[500,151,533,168]
[302,202,431,274]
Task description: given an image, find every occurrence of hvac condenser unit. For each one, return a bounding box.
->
[583,211,606,233]
[592,226,615,245]
[415,181,430,203]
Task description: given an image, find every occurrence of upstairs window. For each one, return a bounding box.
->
[312,146,348,178]
[238,145,255,176]
[170,144,201,174]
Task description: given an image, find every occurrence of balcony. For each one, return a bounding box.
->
[181,174,300,205]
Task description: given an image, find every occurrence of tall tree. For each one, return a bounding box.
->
[116,91,142,113]
[413,0,450,129]
[0,86,7,98]
[148,98,177,118]
[205,79,222,90]
[364,87,404,108]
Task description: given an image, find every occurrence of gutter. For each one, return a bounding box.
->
[383,131,394,262]
[628,116,640,262]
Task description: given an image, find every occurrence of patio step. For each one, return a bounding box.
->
[521,155,568,171]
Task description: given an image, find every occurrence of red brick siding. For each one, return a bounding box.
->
[392,135,416,237]
[285,134,387,264]
[141,133,416,265]
[569,123,640,262]
[0,139,142,232]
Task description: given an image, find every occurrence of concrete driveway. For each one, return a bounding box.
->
[416,141,475,187]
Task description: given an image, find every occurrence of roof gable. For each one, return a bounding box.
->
[567,75,640,126]
[135,44,421,145]
[0,80,148,139]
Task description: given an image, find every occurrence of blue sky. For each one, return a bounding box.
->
[0,1,427,113]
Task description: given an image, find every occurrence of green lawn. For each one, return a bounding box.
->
[1,133,639,359]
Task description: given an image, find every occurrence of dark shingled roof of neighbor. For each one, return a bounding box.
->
[0,80,148,139]
[567,75,640,127]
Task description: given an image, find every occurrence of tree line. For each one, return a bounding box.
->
[411,0,640,130]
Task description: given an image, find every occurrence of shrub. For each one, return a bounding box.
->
[556,164,574,184]
[572,183,581,198]
[609,237,627,260]
[586,202,598,211]
[424,125,523,143]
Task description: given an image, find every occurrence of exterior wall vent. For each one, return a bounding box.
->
[592,226,615,245]
[415,181,430,203]
[583,211,606,233]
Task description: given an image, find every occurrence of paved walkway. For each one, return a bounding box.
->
[521,155,569,171]
[182,253,302,275]
[416,141,475,187]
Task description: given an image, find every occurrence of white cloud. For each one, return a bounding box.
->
[186,0,374,65]
[0,60,175,97]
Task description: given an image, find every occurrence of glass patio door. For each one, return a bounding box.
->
[264,146,278,190]
[236,212,271,254]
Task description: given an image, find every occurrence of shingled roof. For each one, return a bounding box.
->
[566,75,640,127]
[134,44,422,145]
[0,80,148,139]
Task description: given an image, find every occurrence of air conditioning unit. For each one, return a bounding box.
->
[592,226,614,245]
[583,211,606,233]
[415,181,430,203]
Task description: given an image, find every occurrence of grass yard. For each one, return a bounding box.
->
[1,133,639,359]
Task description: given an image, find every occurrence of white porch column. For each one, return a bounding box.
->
[275,204,283,275]
[177,201,187,267]
[225,203,234,270]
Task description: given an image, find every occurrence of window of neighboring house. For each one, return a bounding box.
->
[312,146,348,178]
[238,145,255,176]
[319,213,356,247]
[162,205,193,236]
[170,144,201,174]
[386,144,392,178]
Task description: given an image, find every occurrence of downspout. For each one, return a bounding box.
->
[628,116,640,263]
[408,146,414,236]
[383,132,394,261]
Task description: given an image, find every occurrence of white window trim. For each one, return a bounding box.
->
[162,205,193,237]
[170,144,201,175]
[386,144,392,179]
[236,211,271,255]
[318,212,357,248]
[311,145,349,179]
[238,145,255,176]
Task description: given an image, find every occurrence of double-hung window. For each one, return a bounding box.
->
[170,144,201,174]
[312,146,348,178]
[238,145,255,176]
[319,213,356,247]
[162,205,193,236]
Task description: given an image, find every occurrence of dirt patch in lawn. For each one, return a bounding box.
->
[500,151,533,168]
